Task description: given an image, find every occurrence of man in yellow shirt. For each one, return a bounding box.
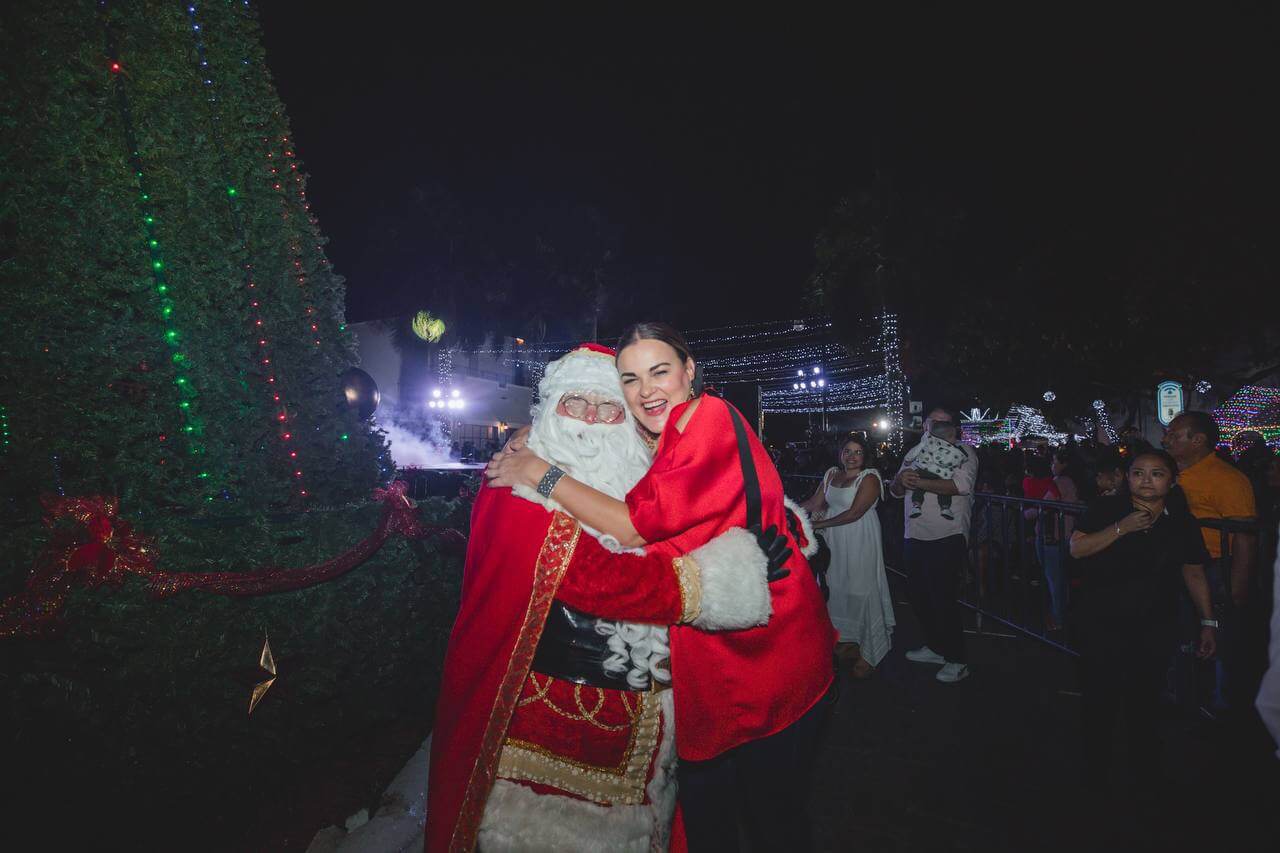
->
[1164,412,1258,600]
[1164,411,1258,711]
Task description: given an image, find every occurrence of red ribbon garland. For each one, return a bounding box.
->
[0,482,465,639]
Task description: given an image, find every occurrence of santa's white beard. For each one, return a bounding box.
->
[525,411,652,500]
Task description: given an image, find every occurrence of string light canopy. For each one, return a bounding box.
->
[1213,385,1280,449]
[459,314,905,442]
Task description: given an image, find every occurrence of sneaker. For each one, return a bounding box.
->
[940,510,954,520]
[905,646,946,665]
[936,662,970,683]
[909,507,923,518]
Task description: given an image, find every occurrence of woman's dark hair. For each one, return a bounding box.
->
[1025,455,1051,478]
[615,322,700,394]
[1094,447,1126,475]
[1128,448,1179,478]
[840,434,876,469]
[1052,447,1082,481]
[615,322,694,366]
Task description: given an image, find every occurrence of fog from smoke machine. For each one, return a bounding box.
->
[377,403,453,468]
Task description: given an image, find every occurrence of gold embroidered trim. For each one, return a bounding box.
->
[516,674,641,733]
[674,554,702,624]
[497,690,662,806]
[450,512,582,852]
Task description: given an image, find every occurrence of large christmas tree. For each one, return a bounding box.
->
[0,3,459,847]
[1,0,387,513]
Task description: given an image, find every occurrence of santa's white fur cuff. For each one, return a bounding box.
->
[783,496,820,558]
[687,527,772,630]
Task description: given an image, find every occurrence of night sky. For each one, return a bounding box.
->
[257,6,1276,335]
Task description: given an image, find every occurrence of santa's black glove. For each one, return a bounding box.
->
[748,524,792,583]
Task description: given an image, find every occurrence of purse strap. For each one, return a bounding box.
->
[728,405,762,530]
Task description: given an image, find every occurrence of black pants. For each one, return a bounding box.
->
[903,535,967,664]
[677,690,830,852]
[1080,640,1165,786]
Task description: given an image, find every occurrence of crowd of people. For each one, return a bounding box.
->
[421,319,1278,849]
[775,408,1279,794]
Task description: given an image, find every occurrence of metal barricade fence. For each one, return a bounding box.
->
[963,495,1275,654]
[782,473,1276,713]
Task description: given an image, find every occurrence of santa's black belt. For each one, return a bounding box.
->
[531,600,649,692]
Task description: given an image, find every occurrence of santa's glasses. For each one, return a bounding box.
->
[561,394,625,424]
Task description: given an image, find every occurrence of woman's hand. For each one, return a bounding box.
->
[1196,626,1217,659]
[501,425,531,455]
[1116,509,1154,536]
[485,445,551,490]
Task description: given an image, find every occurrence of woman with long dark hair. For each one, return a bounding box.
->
[486,322,834,851]
[1069,448,1217,790]
[801,434,894,678]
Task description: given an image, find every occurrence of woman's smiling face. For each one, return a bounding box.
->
[617,338,695,434]
[840,441,865,471]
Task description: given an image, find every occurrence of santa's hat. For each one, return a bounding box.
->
[535,343,624,411]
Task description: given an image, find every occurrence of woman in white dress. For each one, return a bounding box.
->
[801,436,895,678]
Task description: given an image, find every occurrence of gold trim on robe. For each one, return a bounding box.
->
[496,688,662,806]
[449,511,582,852]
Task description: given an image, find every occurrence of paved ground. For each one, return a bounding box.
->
[805,575,1279,853]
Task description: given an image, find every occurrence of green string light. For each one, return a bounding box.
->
[105,32,213,492]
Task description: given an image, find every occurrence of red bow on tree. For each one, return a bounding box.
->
[0,495,158,638]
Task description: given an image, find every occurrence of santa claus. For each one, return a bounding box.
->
[425,343,789,852]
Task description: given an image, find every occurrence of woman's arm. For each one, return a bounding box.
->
[1069,509,1153,558]
[799,470,830,515]
[815,474,879,530]
[551,474,645,547]
[1055,476,1079,538]
[485,446,646,547]
[1182,563,1218,659]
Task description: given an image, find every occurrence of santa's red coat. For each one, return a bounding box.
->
[426,485,687,852]
[426,394,834,850]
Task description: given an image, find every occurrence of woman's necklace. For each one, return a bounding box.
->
[638,427,659,454]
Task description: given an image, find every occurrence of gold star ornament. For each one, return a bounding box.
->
[248,634,277,715]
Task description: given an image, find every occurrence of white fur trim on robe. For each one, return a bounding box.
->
[476,691,678,852]
[783,496,820,558]
[688,527,771,630]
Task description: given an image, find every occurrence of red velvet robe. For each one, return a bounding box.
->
[426,483,688,852]
[626,395,836,761]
